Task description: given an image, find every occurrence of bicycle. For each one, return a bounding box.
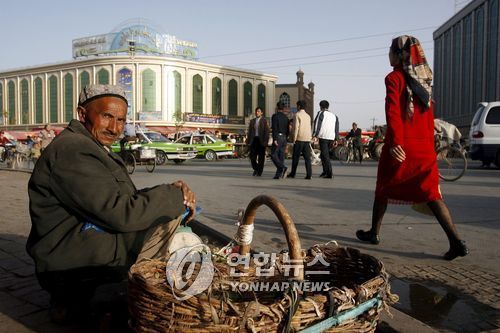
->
[335,138,358,164]
[120,143,156,174]
[435,134,467,181]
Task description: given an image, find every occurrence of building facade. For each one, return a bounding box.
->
[0,23,277,132]
[275,70,315,121]
[433,0,500,135]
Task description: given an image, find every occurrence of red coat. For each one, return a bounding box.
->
[375,68,441,204]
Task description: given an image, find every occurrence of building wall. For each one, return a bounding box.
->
[275,70,315,122]
[0,56,277,131]
[433,0,500,136]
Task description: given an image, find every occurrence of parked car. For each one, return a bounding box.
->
[175,133,234,161]
[111,130,197,165]
[468,102,500,167]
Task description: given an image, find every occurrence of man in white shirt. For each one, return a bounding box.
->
[313,100,339,178]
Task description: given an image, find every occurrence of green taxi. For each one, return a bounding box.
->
[174,133,234,161]
[111,131,197,165]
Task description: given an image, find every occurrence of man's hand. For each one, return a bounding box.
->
[172,180,196,221]
[390,145,406,162]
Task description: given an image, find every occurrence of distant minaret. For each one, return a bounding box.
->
[296,69,304,85]
[308,81,315,93]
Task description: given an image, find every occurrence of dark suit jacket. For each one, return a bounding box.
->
[246,117,270,147]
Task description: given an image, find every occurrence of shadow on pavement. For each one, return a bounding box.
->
[0,233,129,333]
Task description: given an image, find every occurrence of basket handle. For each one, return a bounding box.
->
[238,195,303,281]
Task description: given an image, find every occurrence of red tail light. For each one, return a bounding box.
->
[226,144,232,148]
[472,131,484,138]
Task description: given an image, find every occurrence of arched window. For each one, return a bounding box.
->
[0,83,3,124]
[257,83,266,116]
[228,79,238,116]
[192,74,203,113]
[244,82,252,117]
[173,71,182,122]
[21,79,29,124]
[8,81,16,124]
[49,75,58,123]
[211,77,221,115]
[117,68,133,118]
[64,74,74,122]
[279,93,291,108]
[34,78,43,124]
[97,68,109,84]
[80,71,90,89]
[142,69,156,112]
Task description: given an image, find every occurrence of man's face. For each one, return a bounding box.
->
[255,109,263,118]
[78,96,127,146]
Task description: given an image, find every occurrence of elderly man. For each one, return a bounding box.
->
[27,85,196,323]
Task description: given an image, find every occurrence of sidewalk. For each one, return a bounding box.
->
[0,167,499,332]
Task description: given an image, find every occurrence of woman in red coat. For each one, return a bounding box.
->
[356,35,468,261]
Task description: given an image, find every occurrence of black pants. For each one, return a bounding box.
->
[271,135,287,176]
[249,140,266,175]
[319,139,333,176]
[289,141,312,177]
[353,143,363,163]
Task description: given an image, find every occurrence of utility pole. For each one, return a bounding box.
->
[370,117,377,130]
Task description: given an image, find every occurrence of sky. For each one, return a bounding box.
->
[0,0,471,131]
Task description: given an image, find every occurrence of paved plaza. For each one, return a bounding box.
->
[0,159,499,332]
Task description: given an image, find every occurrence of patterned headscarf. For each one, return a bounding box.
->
[391,35,433,118]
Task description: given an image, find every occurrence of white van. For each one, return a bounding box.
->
[468,102,500,167]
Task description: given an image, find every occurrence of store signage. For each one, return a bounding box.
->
[72,24,198,60]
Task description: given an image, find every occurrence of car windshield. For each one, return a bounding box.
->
[175,137,191,144]
[145,132,170,142]
[206,135,217,143]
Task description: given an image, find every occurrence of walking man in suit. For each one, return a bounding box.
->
[246,107,270,176]
[271,102,289,179]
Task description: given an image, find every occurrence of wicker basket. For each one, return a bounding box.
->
[128,195,397,332]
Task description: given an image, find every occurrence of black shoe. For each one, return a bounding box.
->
[356,230,380,245]
[280,167,288,179]
[257,171,262,177]
[319,172,326,178]
[443,240,469,261]
[324,175,333,179]
[286,174,295,178]
[304,176,311,179]
[273,175,280,179]
[252,170,257,176]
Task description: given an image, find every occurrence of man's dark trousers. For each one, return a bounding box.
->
[250,140,266,175]
[319,138,333,176]
[353,142,363,163]
[289,141,312,178]
[271,134,287,177]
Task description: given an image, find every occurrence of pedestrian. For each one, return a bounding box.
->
[355,35,468,261]
[287,100,312,179]
[271,102,289,179]
[120,120,137,152]
[345,122,363,163]
[246,107,270,176]
[26,84,197,323]
[312,100,339,178]
[39,124,55,151]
